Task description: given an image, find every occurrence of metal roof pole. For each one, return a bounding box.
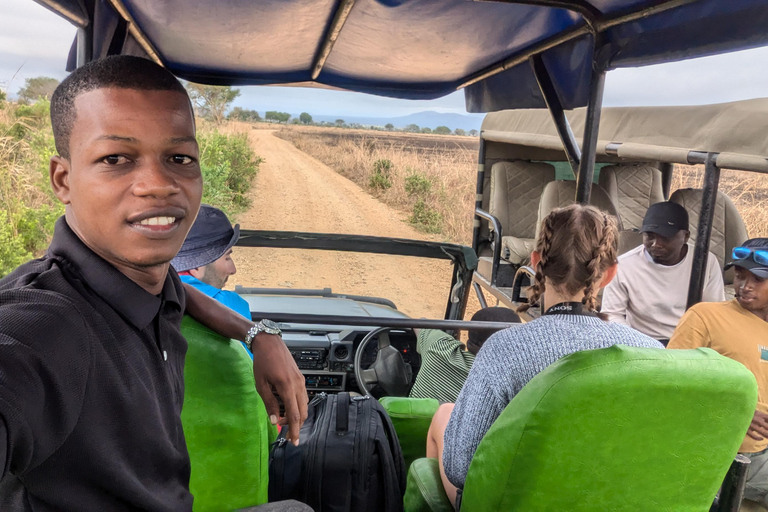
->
[660,162,674,200]
[76,24,93,68]
[472,138,487,253]
[530,55,581,176]
[575,63,605,204]
[686,153,720,308]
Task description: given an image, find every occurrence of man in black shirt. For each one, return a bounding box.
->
[0,56,307,511]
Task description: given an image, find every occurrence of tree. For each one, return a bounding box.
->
[385,123,394,131]
[421,127,432,134]
[404,124,420,133]
[469,129,479,137]
[335,119,345,127]
[228,107,261,122]
[434,125,451,135]
[186,83,240,124]
[18,77,59,103]
[265,111,291,123]
[454,128,466,136]
[299,112,313,124]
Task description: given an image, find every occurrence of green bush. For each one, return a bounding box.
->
[369,159,393,190]
[409,199,442,233]
[405,171,431,196]
[198,130,263,217]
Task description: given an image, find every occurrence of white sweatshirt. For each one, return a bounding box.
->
[602,244,725,340]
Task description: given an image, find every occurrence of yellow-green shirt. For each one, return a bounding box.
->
[669,299,768,453]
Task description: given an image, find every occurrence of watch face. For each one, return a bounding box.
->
[260,319,281,334]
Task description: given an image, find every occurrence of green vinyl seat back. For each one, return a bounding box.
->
[460,345,757,511]
[380,396,440,471]
[181,316,272,512]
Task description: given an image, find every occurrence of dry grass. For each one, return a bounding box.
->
[276,124,768,243]
[672,165,768,238]
[275,125,478,243]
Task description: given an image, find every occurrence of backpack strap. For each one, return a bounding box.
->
[336,392,350,433]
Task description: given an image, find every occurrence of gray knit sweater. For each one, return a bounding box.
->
[442,314,663,488]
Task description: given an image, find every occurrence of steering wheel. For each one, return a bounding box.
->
[354,327,413,397]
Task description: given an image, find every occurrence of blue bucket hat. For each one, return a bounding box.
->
[171,205,240,272]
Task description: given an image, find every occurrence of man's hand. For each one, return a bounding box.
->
[251,333,308,446]
[747,410,768,441]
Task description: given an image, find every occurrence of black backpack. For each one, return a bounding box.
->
[269,392,407,512]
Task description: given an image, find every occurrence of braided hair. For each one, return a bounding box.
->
[517,204,618,316]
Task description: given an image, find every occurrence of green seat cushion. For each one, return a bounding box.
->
[181,316,270,511]
[461,346,757,511]
[404,458,455,512]
[380,397,440,470]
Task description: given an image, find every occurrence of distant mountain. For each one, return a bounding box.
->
[310,111,484,132]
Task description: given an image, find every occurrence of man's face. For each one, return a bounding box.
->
[643,230,689,266]
[734,267,768,314]
[196,249,236,289]
[52,88,202,272]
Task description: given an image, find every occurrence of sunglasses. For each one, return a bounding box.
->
[732,246,768,267]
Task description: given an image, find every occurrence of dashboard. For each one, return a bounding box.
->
[282,328,421,397]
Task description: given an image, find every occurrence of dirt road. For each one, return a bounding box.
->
[227,130,462,319]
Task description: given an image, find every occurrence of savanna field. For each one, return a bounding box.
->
[275,124,768,244]
[3,102,768,278]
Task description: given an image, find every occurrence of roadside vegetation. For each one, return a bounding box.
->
[275,125,768,243]
[0,79,262,277]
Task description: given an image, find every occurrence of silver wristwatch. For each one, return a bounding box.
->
[244,319,282,350]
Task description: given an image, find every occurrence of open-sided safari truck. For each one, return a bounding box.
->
[472,99,766,312]
[31,0,768,510]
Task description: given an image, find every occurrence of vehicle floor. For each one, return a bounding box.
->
[227,129,487,320]
[743,500,768,512]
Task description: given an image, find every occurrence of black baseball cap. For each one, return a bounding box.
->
[639,202,689,238]
[724,238,768,279]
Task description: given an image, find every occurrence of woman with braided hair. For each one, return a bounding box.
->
[425,204,663,505]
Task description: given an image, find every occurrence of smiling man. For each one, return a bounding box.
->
[0,56,306,511]
[668,238,768,507]
[602,201,725,343]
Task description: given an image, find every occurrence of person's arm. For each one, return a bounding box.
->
[702,253,726,302]
[600,275,630,325]
[183,284,308,445]
[442,335,510,488]
[667,307,710,349]
[0,298,90,481]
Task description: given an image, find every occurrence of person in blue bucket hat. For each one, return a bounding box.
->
[173,204,253,357]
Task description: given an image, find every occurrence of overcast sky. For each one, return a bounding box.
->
[3,0,768,117]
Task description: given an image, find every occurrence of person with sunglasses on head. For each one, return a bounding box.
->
[669,238,768,507]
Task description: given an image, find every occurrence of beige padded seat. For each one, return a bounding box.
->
[536,181,622,240]
[488,160,556,264]
[599,164,664,230]
[670,189,748,285]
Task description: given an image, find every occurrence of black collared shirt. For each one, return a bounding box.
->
[0,217,192,511]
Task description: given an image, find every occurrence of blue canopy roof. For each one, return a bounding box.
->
[36,0,768,112]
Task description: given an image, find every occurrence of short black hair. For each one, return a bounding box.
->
[50,55,189,159]
[466,306,520,355]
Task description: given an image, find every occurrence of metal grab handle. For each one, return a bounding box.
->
[512,265,535,303]
[475,208,503,286]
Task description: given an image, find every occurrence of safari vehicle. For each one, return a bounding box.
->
[30,0,768,510]
[471,99,765,311]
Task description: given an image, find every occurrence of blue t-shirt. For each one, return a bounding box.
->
[180,275,253,359]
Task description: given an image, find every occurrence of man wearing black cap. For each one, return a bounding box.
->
[669,238,768,506]
[602,201,724,342]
